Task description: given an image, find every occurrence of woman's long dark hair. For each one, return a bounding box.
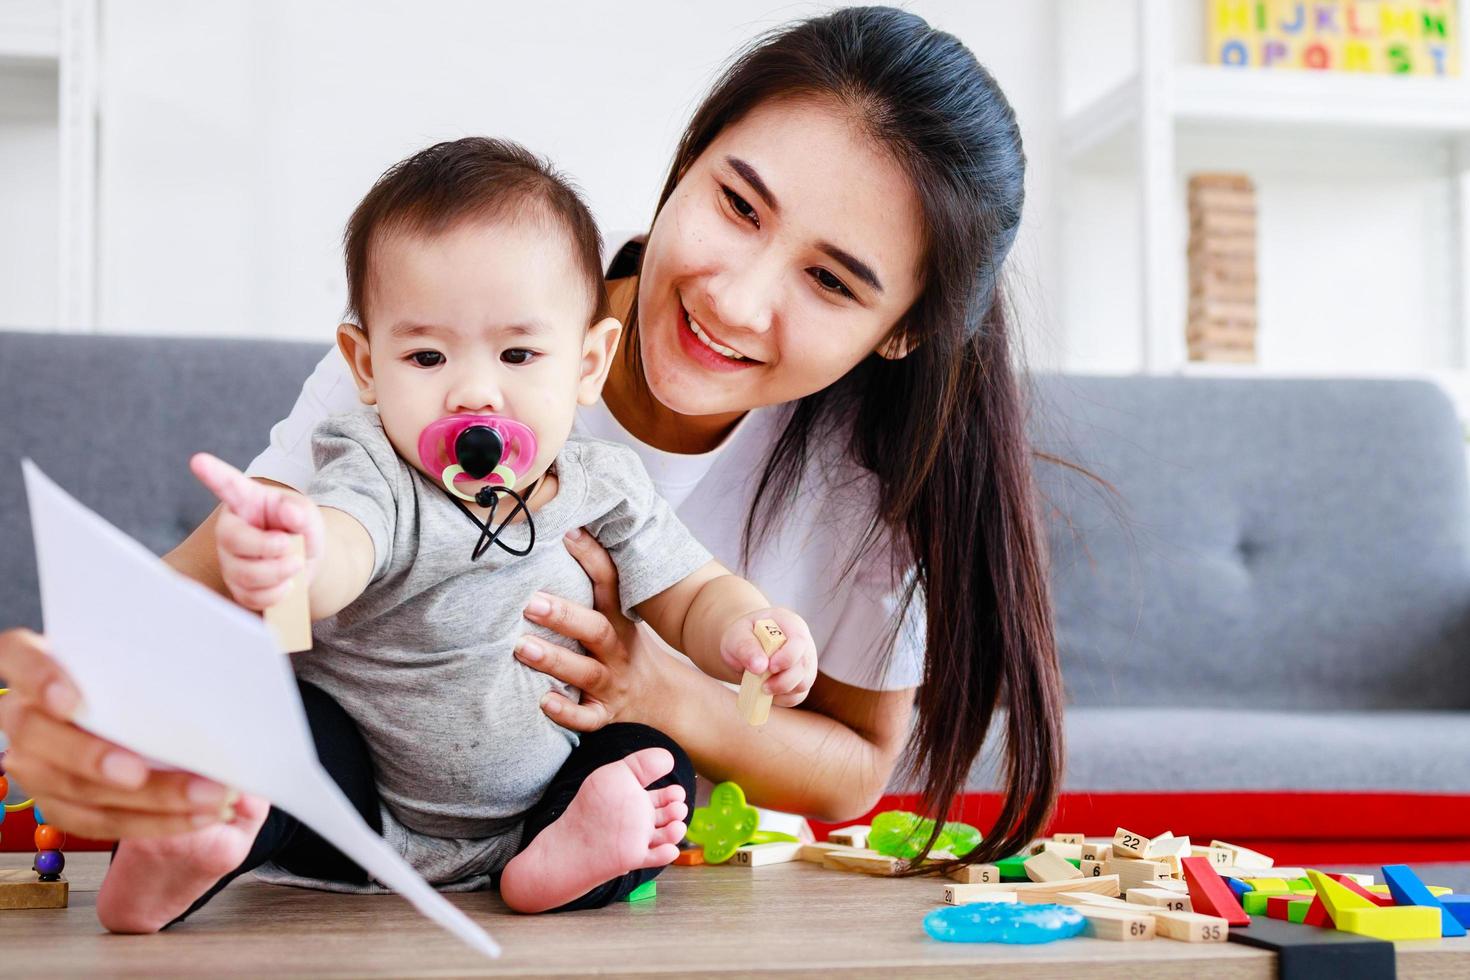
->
[625,6,1064,867]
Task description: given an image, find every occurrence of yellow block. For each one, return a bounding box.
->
[1334,906,1443,942]
[1367,883,1452,897]
[1305,870,1375,920]
[1241,877,1291,892]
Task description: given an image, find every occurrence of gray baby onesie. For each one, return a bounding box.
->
[258,409,711,893]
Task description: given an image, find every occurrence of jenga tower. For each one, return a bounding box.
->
[1187,174,1257,363]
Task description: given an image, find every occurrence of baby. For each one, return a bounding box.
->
[96,137,817,931]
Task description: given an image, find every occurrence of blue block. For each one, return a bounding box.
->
[1226,877,1251,901]
[1434,894,1470,930]
[1382,864,1467,938]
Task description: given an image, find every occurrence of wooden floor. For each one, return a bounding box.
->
[3,853,1469,978]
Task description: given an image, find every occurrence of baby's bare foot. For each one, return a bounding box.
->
[500,747,687,913]
[96,794,269,933]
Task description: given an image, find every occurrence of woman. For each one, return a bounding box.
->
[0,6,1062,869]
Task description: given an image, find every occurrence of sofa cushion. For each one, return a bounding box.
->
[1030,375,1470,711]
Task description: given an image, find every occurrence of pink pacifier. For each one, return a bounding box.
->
[417,414,538,502]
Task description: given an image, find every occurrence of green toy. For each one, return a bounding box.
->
[686,782,759,864]
[620,880,657,903]
[868,810,983,860]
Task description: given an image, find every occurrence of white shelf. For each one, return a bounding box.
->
[0,0,60,64]
[1067,67,1470,161]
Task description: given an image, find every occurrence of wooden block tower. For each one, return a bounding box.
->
[1187,174,1258,364]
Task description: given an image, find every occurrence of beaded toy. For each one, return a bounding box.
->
[0,687,69,908]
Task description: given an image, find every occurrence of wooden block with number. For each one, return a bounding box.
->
[944,874,1120,906]
[1077,905,1157,942]
[1080,842,1113,863]
[737,619,785,727]
[1209,839,1273,869]
[1192,845,1234,870]
[263,535,312,652]
[1024,849,1083,883]
[1152,909,1231,943]
[1052,833,1086,845]
[1128,887,1193,912]
[1040,841,1083,861]
[826,825,869,849]
[0,870,68,910]
[733,841,803,867]
[1111,827,1150,859]
[946,863,1000,885]
[1025,891,1135,910]
[1111,857,1172,893]
[1080,859,1106,879]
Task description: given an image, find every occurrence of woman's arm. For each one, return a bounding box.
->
[518,533,913,822]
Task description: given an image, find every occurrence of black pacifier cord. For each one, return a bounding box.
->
[445,478,540,560]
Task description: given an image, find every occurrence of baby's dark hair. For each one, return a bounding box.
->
[344,137,610,330]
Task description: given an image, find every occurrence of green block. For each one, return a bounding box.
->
[1288,899,1312,924]
[620,880,657,903]
[997,855,1030,880]
[1243,891,1272,916]
[1288,878,1313,892]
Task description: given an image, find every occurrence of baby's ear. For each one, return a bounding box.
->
[336,323,377,405]
[577,316,623,406]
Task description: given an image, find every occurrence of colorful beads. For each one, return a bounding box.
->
[35,824,64,851]
[34,849,65,881]
[0,774,9,799]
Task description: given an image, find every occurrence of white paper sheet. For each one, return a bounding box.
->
[21,459,500,959]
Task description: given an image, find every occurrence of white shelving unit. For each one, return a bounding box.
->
[1059,0,1470,408]
[0,0,97,331]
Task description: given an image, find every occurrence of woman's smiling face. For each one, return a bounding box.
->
[635,97,927,419]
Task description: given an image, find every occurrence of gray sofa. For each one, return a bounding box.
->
[3,331,1467,872]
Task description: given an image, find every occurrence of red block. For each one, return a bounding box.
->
[1267,895,1308,920]
[1303,895,1333,927]
[1329,873,1393,907]
[1182,856,1251,927]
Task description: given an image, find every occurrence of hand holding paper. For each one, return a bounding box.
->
[20,459,499,958]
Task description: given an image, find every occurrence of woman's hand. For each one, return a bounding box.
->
[514,528,670,732]
[0,628,236,839]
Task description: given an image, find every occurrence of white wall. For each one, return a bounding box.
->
[89,0,1064,366]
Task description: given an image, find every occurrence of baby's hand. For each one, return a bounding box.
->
[190,453,324,612]
[719,609,818,708]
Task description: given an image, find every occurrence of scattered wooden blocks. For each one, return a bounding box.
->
[733,842,803,867]
[1076,905,1157,942]
[1151,909,1230,943]
[1128,887,1192,913]
[1112,827,1149,860]
[1080,842,1113,863]
[1024,849,1083,883]
[944,874,1121,906]
[0,870,68,910]
[1028,891,1135,911]
[827,825,869,849]
[1181,856,1249,926]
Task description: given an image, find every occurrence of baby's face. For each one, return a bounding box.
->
[340,217,617,496]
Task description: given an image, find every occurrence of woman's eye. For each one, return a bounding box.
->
[408,351,444,367]
[722,186,759,227]
[502,349,536,365]
[811,268,854,298]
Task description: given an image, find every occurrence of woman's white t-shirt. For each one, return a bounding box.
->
[245,348,925,691]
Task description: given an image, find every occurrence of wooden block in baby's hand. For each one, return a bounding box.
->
[263,535,311,653]
[737,619,785,726]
